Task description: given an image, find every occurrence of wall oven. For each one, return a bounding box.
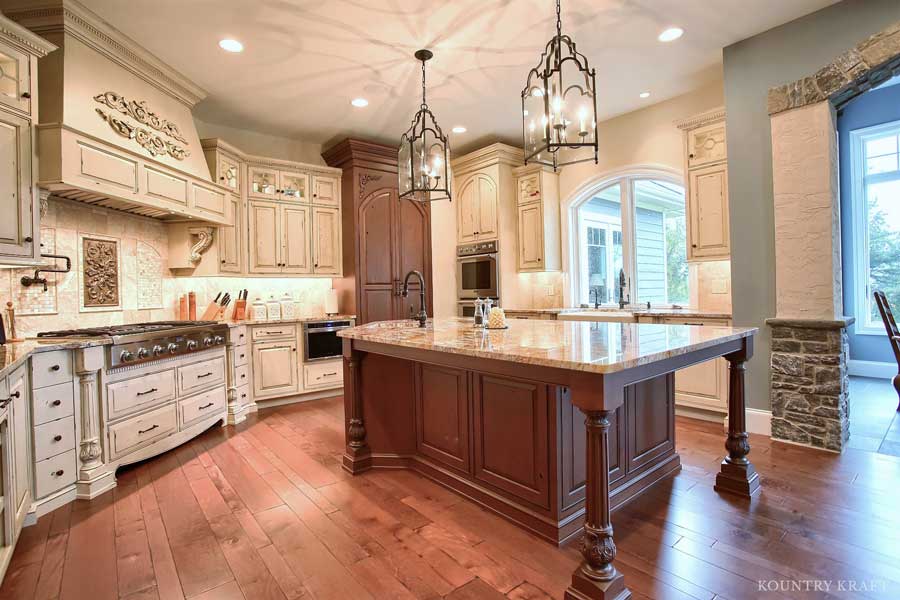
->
[456,240,499,300]
[303,319,353,362]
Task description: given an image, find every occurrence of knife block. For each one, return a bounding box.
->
[200,302,225,321]
[232,299,247,322]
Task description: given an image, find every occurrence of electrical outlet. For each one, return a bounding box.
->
[711,279,728,294]
[546,286,555,296]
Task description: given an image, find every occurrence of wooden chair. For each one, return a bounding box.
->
[873,291,900,410]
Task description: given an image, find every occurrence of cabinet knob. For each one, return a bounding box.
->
[24,236,33,243]
[689,153,695,158]
[10,391,19,399]
[50,364,60,371]
[314,263,318,268]
[53,434,62,442]
[21,92,31,99]
[537,258,541,262]
[52,399,62,406]
[54,469,64,477]
[691,244,697,248]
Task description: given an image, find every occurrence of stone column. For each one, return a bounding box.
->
[767,318,852,451]
[74,346,104,478]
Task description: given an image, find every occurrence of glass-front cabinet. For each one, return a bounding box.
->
[249,166,279,200]
[280,171,309,201]
[0,39,30,115]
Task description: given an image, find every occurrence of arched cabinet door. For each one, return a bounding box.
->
[395,196,432,319]
[358,189,396,324]
[456,173,497,244]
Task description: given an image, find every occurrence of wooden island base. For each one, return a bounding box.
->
[343,352,681,545]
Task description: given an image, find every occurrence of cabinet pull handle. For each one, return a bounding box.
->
[52,399,62,406]
[10,391,19,398]
[199,402,215,410]
[323,372,337,377]
[138,424,159,435]
[50,365,61,371]
[53,435,63,442]
[265,331,283,335]
[241,393,247,399]
[197,372,214,379]
[0,398,10,409]
[137,387,158,396]
[53,469,64,477]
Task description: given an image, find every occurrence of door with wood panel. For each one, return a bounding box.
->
[281,205,311,274]
[475,175,499,239]
[248,200,281,273]
[0,111,33,259]
[518,202,544,270]
[252,341,298,398]
[359,189,396,323]
[457,178,478,243]
[415,364,470,474]
[688,164,730,260]
[394,197,432,320]
[312,206,341,275]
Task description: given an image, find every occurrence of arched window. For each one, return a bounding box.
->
[570,171,689,307]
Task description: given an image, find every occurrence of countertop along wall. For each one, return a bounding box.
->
[723,0,900,410]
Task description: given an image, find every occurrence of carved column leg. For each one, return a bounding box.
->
[342,349,371,474]
[565,410,630,600]
[715,351,761,497]
[74,347,108,495]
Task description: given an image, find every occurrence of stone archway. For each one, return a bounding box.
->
[765,22,900,452]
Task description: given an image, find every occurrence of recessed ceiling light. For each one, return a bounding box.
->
[351,98,369,108]
[218,39,244,53]
[658,27,683,42]
[452,126,467,134]
[639,91,650,98]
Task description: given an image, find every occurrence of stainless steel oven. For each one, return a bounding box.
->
[456,240,499,300]
[303,319,354,362]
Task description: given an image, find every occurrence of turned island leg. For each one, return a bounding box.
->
[565,410,630,600]
[715,340,761,497]
[342,344,371,473]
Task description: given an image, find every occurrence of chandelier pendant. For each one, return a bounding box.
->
[521,0,598,170]
[399,49,451,203]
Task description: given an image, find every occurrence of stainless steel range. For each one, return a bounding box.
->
[37,321,228,368]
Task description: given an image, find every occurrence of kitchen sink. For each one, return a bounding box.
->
[557,311,637,323]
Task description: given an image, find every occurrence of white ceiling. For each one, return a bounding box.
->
[79,0,838,155]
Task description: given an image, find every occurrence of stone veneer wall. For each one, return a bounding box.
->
[769,319,851,451]
[0,197,334,338]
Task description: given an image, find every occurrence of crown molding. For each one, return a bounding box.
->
[674,106,726,130]
[201,137,341,175]
[0,12,56,56]
[451,142,524,174]
[322,138,398,170]
[3,0,207,108]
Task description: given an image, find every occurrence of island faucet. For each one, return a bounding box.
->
[617,268,630,310]
[401,270,428,327]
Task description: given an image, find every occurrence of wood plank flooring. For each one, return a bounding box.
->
[3,395,900,599]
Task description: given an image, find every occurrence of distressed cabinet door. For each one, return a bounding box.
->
[457,177,478,243]
[252,341,298,398]
[281,205,311,274]
[688,164,730,260]
[0,40,30,115]
[248,200,281,273]
[248,166,278,200]
[475,174,498,240]
[517,202,544,270]
[218,193,242,273]
[312,175,339,206]
[7,369,30,530]
[279,170,309,202]
[0,111,33,259]
[312,206,340,275]
[687,122,727,169]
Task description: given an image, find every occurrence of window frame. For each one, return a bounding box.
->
[848,119,900,336]
[569,170,688,308]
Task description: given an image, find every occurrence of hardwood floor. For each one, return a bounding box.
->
[3,395,900,600]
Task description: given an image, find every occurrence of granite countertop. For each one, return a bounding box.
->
[339,317,755,375]
[504,307,732,319]
[227,314,356,327]
[0,338,111,380]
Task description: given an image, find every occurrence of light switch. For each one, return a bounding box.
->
[711,279,728,294]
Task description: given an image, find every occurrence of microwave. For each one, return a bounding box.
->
[456,240,499,300]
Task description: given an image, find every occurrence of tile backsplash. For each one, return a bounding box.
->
[0,198,335,338]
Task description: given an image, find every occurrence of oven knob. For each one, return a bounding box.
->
[203,337,213,347]
[213,335,225,345]
[167,343,179,354]
[120,350,135,363]
[187,340,198,351]
[152,344,164,356]
[137,347,149,359]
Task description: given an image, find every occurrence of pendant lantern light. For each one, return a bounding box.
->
[399,49,451,203]
[522,0,598,170]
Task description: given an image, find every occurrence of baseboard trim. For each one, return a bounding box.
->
[723,408,772,437]
[848,359,896,379]
[256,388,343,410]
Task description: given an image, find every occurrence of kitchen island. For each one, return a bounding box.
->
[339,317,758,600]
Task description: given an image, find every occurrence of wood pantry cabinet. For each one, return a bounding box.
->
[322,139,433,324]
[354,351,679,544]
[0,15,55,265]
[676,108,730,261]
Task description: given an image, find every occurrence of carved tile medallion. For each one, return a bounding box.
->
[82,237,120,308]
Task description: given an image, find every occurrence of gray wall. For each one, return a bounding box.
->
[723,0,900,410]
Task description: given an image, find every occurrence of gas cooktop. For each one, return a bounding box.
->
[37,320,219,339]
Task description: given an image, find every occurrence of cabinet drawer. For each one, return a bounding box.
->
[107,369,176,421]
[32,382,74,426]
[179,388,226,429]
[234,363,250,387]
[235,382,251,409]
[31,350,72,389]
[178,356,226,396]
[230,326,248,347]
[252,325,297,341]
[233,346,249,368]
[34,450,76,499]
[303,361,343,389]
[110,404,177,460]
[34,416,76,462]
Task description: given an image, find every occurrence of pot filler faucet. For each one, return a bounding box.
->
[401,270,428,328]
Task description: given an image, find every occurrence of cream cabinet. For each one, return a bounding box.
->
[252,340,299,399]
[0,398,13,580]
[457,173,499,243]
[249,201,320,275]
[0,363,32,583]
[677,108,730,261]
[513,164,561,272]
[312,206,341,275]
[0,15,54,265]
[249,166,310,202]
[281,205,311,273]
[312,175,340,206]
[208,149,243,274]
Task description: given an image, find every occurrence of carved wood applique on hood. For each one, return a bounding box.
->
[94,91,191,160]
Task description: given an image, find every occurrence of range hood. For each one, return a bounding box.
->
[2,0,232,225]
